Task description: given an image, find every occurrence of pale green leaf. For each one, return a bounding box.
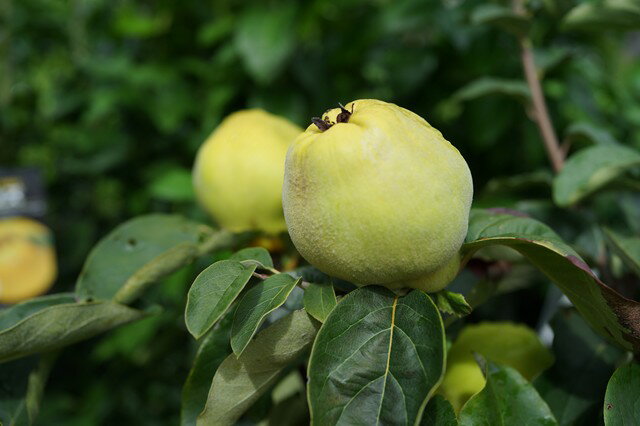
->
[303,282,337,323]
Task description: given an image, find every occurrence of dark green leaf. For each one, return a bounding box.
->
[434,290,472,317]
[471,4,530,36]
[564,122,619,147]
[230,273,299,355]
[604,363,640,425]
[302,282,337,323]
[234,3,297,84]
[553,144,640,207]
[459,361,557,425]
[453,77,530,104]
[563,0,640,31]
[0,301,148,363]
[421,395,458,426]
[185,260,256,339]
[269,392,310,426]
[308,286,446,426]
[464,209,640,353]
[603,228,640,278]
[197,310,320,426]
[181,315,233,426]
[230,247,274,270]
[75,214,227,303]
[535,309,624,425]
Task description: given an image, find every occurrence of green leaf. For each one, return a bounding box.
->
[564,122,619,147]
[181,315,233,426]
[230,273,299,355]
[308,286,446,426]
[563,0,640,31]
[269,392,310,426]
[0,300,148,363]
[471,4,530,36]
[459,361,557,425]
[185,260,256,339]
[603,228,640,278]
[0,294,76,331]
[464,209,640,353]
[75,214,228,304]
[234,3,297,84]
[535,309,624,425]
[197,310,320,426]
[604,363,640,425]
[553,144,640,207]
[302,282,337,323]
[434,290,472,317]
[230,247,274,270]
[421,395,458,426]
[453,77,531,104]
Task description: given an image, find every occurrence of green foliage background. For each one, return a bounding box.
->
[2,0,639,423]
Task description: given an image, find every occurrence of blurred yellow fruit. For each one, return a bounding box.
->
[0,217,57,303]
[282,99,473,291]
[438,322,554,412]
[193,109,302,234]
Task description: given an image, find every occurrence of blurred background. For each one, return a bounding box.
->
[2,0,639,423]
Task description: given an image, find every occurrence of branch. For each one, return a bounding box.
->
[513,1,565,173]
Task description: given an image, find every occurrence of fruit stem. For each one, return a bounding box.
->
[513,0,565,173]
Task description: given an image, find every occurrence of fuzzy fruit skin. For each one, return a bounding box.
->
[193,110,302,234]
[0,217,57,303]
[282,99,472,289]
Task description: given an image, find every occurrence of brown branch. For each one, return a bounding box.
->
[513,0,565,173]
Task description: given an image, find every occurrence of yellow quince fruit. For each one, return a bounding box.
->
[438,322,555,412]
[193,109,302,234]
[282,99,473,291]
[0,217,57,303]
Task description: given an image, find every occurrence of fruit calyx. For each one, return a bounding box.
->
[311,103,354,132]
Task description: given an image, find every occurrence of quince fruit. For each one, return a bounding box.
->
[193,110,302,234]
[282,99,472,291]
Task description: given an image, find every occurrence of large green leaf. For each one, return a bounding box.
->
[603,228,640,278]
[552,144,640,207]
[603,363,640,425]
[197,310,320,426]
[181,315,233,426]
[0,299,148,363]
[464,209,640,353]
[307,286,446,426]
[563,0,640,31]
[184,260,256,339]
[459,361,557,425]
[0,294,76,331]
[230,273,299,355]
[535,309,624,425]
[303,282,337,323]
[75,214,230,303]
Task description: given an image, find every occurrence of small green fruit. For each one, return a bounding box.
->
[282,99,473,291]
[438,322,555,412]
[193,109,302,234]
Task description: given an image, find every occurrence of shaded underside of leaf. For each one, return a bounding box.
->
[464,209,640,354]
[308,286,446,426]
[0,301,147,363]
[197,310,320,426]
